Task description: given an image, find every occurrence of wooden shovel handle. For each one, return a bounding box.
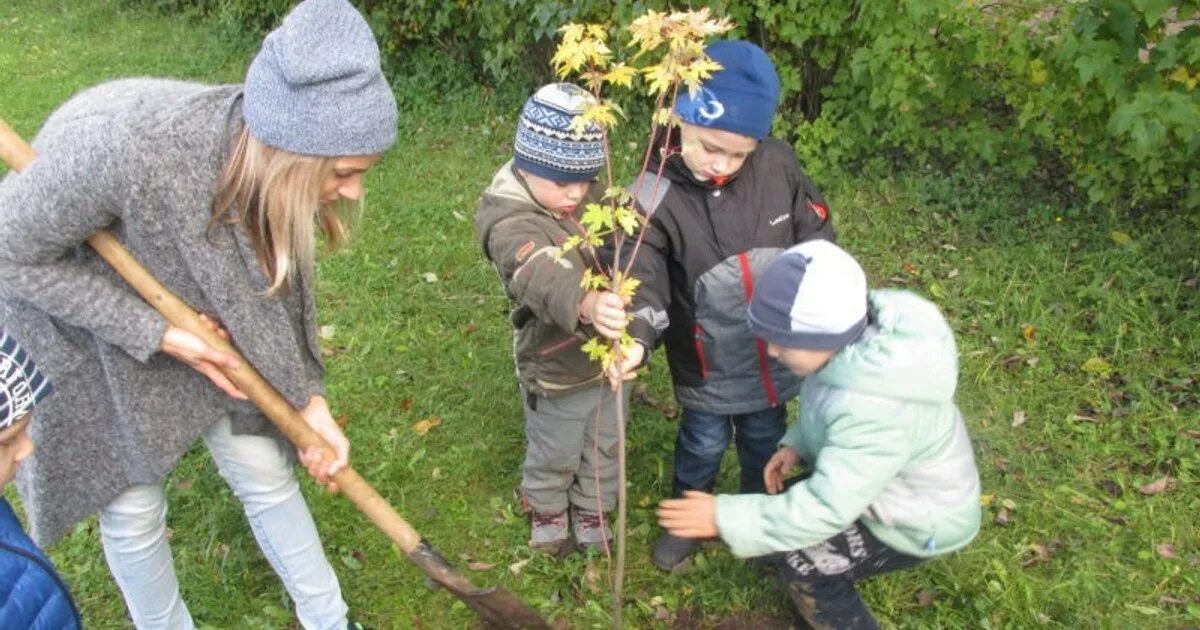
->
[0,118,422,553]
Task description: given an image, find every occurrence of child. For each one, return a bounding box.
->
[657,240,981,629]
[475,83,631,554]
[1,329,82,629]
[613,40,836,570]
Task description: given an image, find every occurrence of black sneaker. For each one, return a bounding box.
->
[652,530,698,571]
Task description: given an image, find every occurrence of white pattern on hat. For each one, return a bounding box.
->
[748,240,868,350]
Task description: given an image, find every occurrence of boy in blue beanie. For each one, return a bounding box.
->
[475,83,632,554]
[0,328,81,629]
[612,40,837,570]
[657,240,980,629]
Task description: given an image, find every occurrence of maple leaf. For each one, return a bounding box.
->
[581,336,612,364]
[641,63,675,96]
[614,272,642,300]
[627,10,667,57]
[603,186,633,203]
[604,63,637,88]
[559,234,582,254]
[614,206,641,234]
[579,268,609,291]
[580,203,615,232]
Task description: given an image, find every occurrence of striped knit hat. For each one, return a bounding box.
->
[748,240,868,350]
[513,83,605,183]
[0,329,52,429]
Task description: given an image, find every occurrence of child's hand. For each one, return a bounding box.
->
[657,490,718,539]
[764,446,801,494]
[580,290,627,340]
[606,342,645,389]
[297,395,350,493]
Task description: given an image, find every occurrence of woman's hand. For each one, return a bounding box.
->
[297,395,350,493]
[764,446,801,495]
[159,324,247,400]
[580,290,628,340]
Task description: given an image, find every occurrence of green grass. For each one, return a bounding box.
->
[2,1,1198,628]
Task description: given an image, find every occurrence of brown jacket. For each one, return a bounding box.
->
[474,161,604,397]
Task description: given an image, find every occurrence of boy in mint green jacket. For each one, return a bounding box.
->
[657,240,980,629]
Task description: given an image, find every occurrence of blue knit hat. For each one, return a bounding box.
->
[0,329,51,430]
[747,240,868,351]
[513,83,606,183]
[675,40,781,140]
[243,0,398,157]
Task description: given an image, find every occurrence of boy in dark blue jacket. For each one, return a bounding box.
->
[1,328,81,629]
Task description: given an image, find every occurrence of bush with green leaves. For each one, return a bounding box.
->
[135,0,1199,212]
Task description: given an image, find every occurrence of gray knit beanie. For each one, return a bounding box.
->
[243,0,397,156]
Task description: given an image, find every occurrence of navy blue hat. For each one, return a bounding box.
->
[748,240,868,350]
[513,83,606,183]
[674,40,781,140]
[0,329,52,429]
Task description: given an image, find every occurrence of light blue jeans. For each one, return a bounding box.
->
[98,417,348,629]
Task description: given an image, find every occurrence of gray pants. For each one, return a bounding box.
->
[521,383,628,514]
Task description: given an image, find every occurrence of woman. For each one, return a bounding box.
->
[0,0,397,627]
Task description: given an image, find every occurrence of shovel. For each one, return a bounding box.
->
[0,118,551,629]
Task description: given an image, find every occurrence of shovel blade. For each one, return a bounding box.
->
[407,540,551,629]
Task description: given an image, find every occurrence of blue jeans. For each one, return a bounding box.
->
[672,406,787,496]
[98,416,348,630]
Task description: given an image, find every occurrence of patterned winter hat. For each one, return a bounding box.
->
[675,40,781,141]
[0,329,51,430]
[513,83,605,183]
[747,240,868,350]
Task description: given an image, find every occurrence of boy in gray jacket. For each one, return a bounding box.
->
[475,83,630,554]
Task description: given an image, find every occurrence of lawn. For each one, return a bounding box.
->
[1,1,1197,628]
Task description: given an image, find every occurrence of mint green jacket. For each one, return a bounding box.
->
[715,290,981,558]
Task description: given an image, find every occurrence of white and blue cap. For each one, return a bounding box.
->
[0,329,52,430]
[748,240,868,351]
[675,40,781,141]
[243,0,398,157]
[514,83,606,183]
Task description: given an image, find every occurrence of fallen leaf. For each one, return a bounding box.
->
[1025,356,1040,367]
[903,262,920,276]
[1104,515,1130,526]
[1021,540,1061,567]
[632,383,659,408]
[1070,414,1100,423]
[420,272,438,283]
[452,210,467,222]
[1021,324,1036,343]
[994,507,1012,526]
[1138,476,1174,496]
[462,322,478,334]
[947,268,960,279]
[411,416,442,436]
[1155,544,1177,559]
[335,413,350,428]
[584,561,602,594]
[654,605,672,621]
[508,558,531,575]
[980,494,994,507]
[1036,612,1051,624]
[916,589,938,606]
[1012,410,1027,428]
[175,478,194,491]
[399,397,413,412]
[1110,230,1132,245]
[1080,356,1113,375]
[319,324,337,340]
[1096,480,1122,497]
[431,467,443,479]
[468,561,496,571]
[1181,429,1200,441]
[662,405,679,420]
[1158,595,1188,606]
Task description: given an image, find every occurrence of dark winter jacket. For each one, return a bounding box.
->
[475,161,606,397]
[0,498,81,629]
[624,130,835,414]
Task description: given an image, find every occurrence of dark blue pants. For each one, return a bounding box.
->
[672,405,787,496]
[776,522,922,630]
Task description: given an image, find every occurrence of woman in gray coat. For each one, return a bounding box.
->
[0,0,397,628]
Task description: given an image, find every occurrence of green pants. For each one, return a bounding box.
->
[521,384,628,514]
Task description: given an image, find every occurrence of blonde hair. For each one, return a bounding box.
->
[211,127,355,294]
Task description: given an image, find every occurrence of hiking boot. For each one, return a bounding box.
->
[571,506,611,551]
[529,510,569,553]
[652,530,698,571]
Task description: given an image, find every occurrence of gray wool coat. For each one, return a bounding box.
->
[0,79,326,545]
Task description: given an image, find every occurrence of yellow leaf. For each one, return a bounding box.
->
[1110,231,1132,246]
[980,494,995,507]
[615,274,642,300]
[603,187,633,204]
[614,206,641,234]
[603,63,637,88]
[1080,356,1112,375]
[580,203,615,233]
[1021,324,1036,343]
[411,416,442,436]
[560,234,582,254]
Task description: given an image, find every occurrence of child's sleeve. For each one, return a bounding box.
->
[713,407,909,558]
[483,216,588,333]
[787,154,836,244]
[619,213,672,349]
